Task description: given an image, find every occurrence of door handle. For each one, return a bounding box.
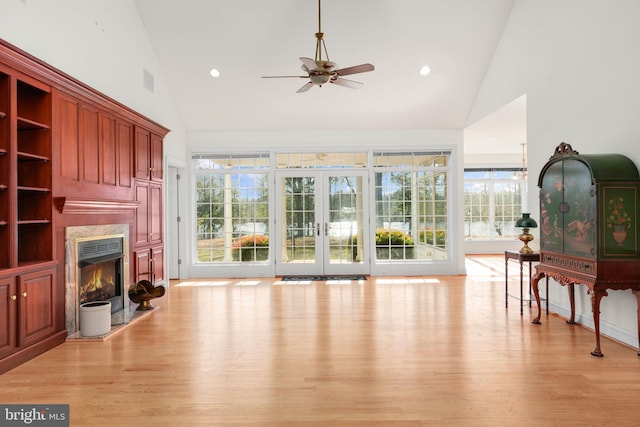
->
[325,222,328,236]
[317,223,320,236]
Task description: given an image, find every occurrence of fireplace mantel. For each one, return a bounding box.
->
[54,197,139,215]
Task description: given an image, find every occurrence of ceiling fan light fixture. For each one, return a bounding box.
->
[310,74,330,85]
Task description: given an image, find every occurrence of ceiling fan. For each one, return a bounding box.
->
[262,0,374,93]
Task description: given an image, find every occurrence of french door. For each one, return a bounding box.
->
[275,170,369,276]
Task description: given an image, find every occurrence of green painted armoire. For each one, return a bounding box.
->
[531,142,640,357]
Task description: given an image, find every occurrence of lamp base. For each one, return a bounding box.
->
[518,228,534,254]
[519,244,534,254]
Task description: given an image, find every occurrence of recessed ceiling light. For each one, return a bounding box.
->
[419,65,431,76]
[209,68,220,78]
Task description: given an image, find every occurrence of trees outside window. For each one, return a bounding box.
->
[194,156,269,263]
[464,169,523,240]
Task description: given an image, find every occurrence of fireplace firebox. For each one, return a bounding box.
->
[77,237,124,314]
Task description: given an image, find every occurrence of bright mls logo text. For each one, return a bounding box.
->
[1,405,69,426]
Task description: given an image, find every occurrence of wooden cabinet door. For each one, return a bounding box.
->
[134,250,151,283]
[149,182,163,246]
[134,126,150,180]
[135,181,150,247]
[0,277,16,359]
[17,267,56,348]
[134,247,164,286]
[151,245,165,286]
[150,133,163,182]
[135,180,163,247]
[134,127,163,182]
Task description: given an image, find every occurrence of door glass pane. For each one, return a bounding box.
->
[328,175,364,265]
[281,177,316,264]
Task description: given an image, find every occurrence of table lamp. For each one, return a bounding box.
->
[515,213,537,254]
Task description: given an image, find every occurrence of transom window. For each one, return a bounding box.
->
[275,152,367,169]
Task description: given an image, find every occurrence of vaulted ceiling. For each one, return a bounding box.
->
[134,0,522,153]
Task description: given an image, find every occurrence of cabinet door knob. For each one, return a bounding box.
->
[11,294,17,301]
[22,292,27,298]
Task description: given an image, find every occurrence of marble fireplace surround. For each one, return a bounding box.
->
[65,224,130,336]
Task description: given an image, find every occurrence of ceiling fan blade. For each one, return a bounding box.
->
[300,57,320,72]
[296,82,314,93]
[262,75,308,79]
[330,77,363,89]
[334,63,375,76]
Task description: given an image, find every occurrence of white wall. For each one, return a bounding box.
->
[468,0,640,348]
[0,0,187,162]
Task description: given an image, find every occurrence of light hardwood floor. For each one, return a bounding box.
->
[2,256,640,426]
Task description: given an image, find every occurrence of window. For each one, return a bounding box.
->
[193,154,270,263]
[275,152,367,169]
[373,152,450,261]
[464,168,524,240]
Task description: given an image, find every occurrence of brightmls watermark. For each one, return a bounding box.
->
[0,405,69,426]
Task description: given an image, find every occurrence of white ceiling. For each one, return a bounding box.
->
[464,95,527,155]
[134,0,523,154]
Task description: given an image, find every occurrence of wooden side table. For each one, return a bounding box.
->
[505,250,547,315]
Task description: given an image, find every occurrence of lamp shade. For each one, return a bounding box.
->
[515,213,538,228]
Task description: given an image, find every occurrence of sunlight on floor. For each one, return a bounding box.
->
[325,279,365,285]
[173,256,511,288]
[375,278,440,284]
[272,280,312,285]
[175,280,233,287]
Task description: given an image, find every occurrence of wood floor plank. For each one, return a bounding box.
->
[1,256,640,425]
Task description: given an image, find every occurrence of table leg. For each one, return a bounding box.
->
[531,271,545,324]
[567,284,576,324]
[519,260,524,315]
[528,260,533,308]
[505,255,508,308]
[590,289,607,357]
[633,290,640,357]
[545,276,549,315]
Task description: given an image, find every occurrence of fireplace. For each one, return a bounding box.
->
[65,224,130,336]
[77,237,124,314]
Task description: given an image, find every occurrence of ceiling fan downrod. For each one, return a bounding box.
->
[314,0,330,63]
